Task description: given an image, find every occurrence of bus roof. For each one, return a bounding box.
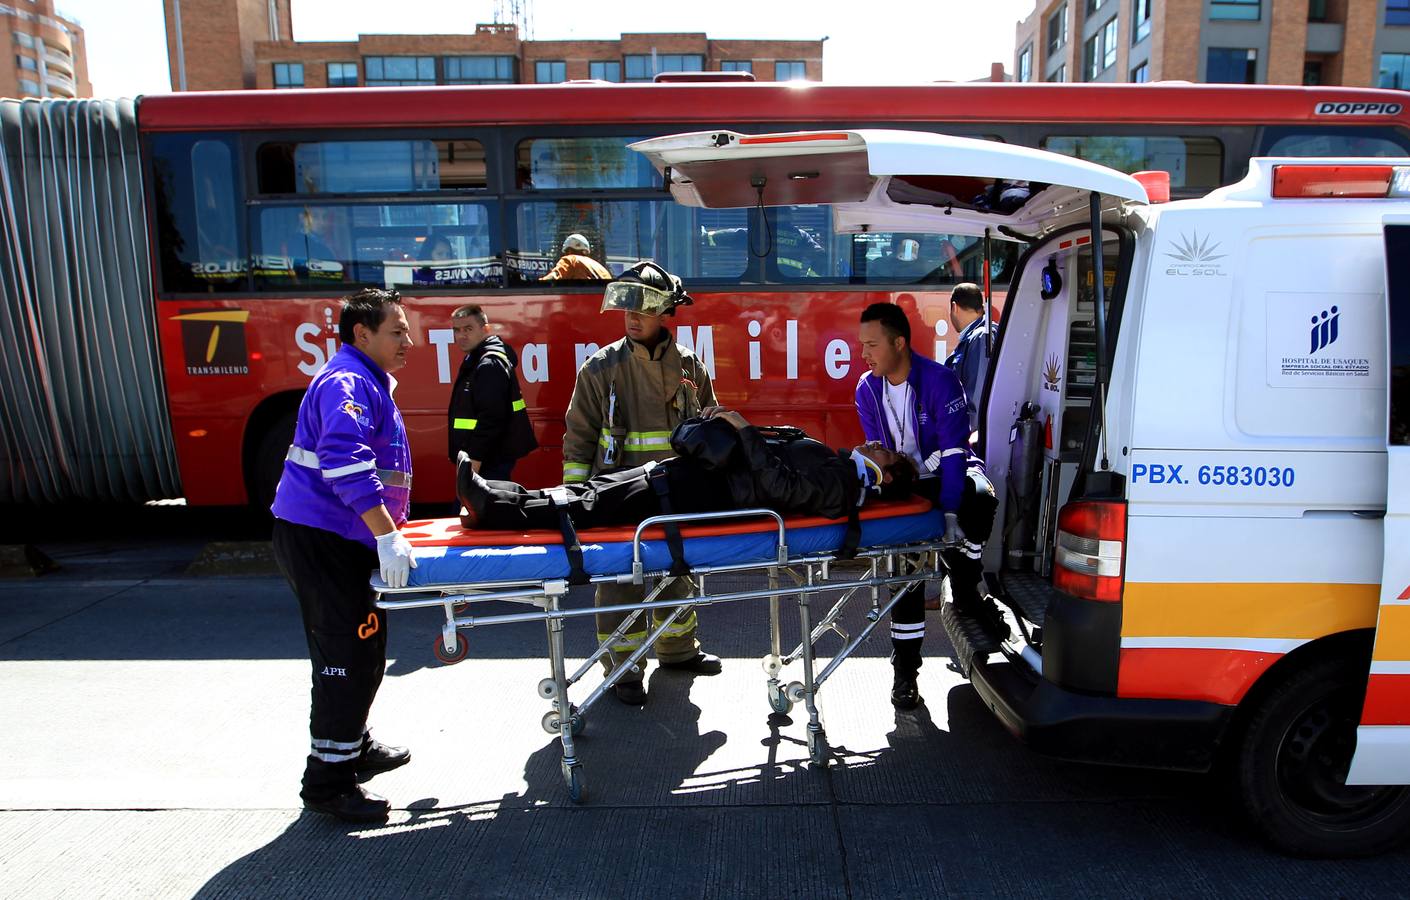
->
[135,82,1408,132]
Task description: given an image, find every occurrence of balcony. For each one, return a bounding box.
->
[1305,21,1343,55]
[43,49,73,76]
[45,70,75,95]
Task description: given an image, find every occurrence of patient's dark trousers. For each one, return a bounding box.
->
[891,468,998,677]
[272,519,387,800]
[474,459,731,531]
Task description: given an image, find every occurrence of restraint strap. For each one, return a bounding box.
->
[647,465,691,577]
[839,500,862,560]
[549,488,590,586]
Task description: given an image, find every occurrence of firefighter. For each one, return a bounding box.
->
[270,287,416,824]
[562,261,721,705]
[540,233,612,281]
[447,304,537,481]
[855,302,999,711]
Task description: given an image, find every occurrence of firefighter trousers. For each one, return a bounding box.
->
[272,519,388,799]
[891,467,997,677]
[596,576,701,680]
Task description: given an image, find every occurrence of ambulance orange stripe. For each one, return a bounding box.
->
[1122,582,1379,639]
[1370,605,1410,661]
[1117,647,1281,705]
[1361,674,1410,726]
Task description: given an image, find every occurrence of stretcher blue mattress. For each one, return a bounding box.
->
[400,498,941,587]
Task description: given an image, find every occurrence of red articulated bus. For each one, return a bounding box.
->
[136,81,1410,506]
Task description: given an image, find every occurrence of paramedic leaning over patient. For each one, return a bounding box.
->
[562,261,721,706]
[856,302,999,712]
[271,287,416,824]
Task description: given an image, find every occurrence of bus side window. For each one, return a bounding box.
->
[1258,126,1410,160]
[150,133,247,294]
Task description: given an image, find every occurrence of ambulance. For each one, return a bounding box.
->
[632,129,1410,856]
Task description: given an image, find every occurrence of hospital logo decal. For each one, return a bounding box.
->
[172,309,251,376]
[1163,232,1227,277]
[1309,306,1339,354]
[1042,354,1062,393]
[341,400,370,427]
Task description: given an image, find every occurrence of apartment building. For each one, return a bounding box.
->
[1013,0,1409,88]
[3,0,89,99]
[164,0,821,91]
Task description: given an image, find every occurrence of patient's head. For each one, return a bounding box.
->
[853,442,919,499]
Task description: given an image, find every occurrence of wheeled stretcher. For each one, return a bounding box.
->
[373,497,950,802]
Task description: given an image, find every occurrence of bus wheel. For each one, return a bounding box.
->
[1236,655,1410,857]
[250,411,297,511]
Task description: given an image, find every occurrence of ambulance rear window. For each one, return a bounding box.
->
[1258,127,1410,160]
[1387,224,1410,446]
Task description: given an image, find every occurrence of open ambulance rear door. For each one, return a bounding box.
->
[1348,216,1410,786]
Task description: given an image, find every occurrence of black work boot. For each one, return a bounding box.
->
[302,784,391,824]
[659,652,723,675]
[891,670,922,711]
[612,680,648,705]
[357,739,411,779]
[456,451,491,528]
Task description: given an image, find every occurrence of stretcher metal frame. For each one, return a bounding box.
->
[374,507,947,802]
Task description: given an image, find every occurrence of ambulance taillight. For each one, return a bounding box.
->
[1270,164,1410,198]
[1051,500,1127,603]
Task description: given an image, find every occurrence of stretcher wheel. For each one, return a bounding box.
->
[762,655,783,677]
[562,760,587,804]
[808,731,829,767]
[541,709,587,736]
[537,678,559,700]
[767,680,793,715]
[785,681,807,703]
[432,632,468,665]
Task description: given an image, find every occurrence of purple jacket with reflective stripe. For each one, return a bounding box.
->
[271,345,412,547]
[854,350,980,514]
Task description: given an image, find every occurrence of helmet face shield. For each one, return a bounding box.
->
[600,280,676,316]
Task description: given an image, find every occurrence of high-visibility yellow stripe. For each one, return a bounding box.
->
[564,462,590,483]
[453,418,478,430]
[512,399,526,412]
[1372,605,1410,661]
[1121,582,1379,640]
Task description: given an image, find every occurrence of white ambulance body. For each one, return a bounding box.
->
[633,131,1410,857]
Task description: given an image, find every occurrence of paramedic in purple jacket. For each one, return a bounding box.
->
[270,287,416,824]
[855,302,1000,711]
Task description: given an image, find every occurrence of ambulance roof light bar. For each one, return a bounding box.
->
[1270,164,1410,198]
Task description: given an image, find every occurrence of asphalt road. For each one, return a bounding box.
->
[2,504,1407,899]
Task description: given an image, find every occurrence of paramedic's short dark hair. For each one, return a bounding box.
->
[860,302,911,346]
[452,304,487,325]
[951,283,984,314]
[339,288,403,344]
[878,455,919,501]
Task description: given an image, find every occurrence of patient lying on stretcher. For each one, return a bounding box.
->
[457,409,917,532]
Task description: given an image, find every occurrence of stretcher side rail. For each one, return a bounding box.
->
[630,508,788,582]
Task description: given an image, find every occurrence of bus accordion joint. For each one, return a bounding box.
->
[1051,500,1127,603]
[1270,164,1409,198]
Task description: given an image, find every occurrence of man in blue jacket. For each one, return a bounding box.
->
[855,302,999,711]
[944,283,992,435]
[271,287,416,823]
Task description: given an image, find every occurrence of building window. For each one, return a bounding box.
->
[16,53,35,70]
[1389,0,1410,26]
[442,56,514,84]
[535,60,566,83]
[1084,34,1102,80]
[273,62,304,89]
[1131,61,1149,83]
[365,56,436,86]
[1102,18,1118,69]
[1381,52,1410,89]
[1207,47,1258,83]
[1047,4,1068,54]
[1308,0,1328,21]
[1210,0,1260,20]
[1303,60,1323,85]
[589,60,621,81]
[13,31,32,48]
[1133,0,1152,42]
[1087,0,1106,12]
[624,54,704,82]
[1017,45,1033,82]
[326,62,358,88]
[18,77,39,95]
[721,60,753,73]
[775,60,807,80]
[1048,64,1067,82]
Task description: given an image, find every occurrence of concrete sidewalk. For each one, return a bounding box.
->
[1,536,1406,898]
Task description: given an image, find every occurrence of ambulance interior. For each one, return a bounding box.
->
[631,129,1149,634]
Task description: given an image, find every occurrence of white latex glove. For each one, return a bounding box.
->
[941,512,965,547]
[375,530,417,589]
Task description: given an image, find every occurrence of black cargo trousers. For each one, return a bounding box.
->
[272,519,388,800]
[890,467,998,676]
